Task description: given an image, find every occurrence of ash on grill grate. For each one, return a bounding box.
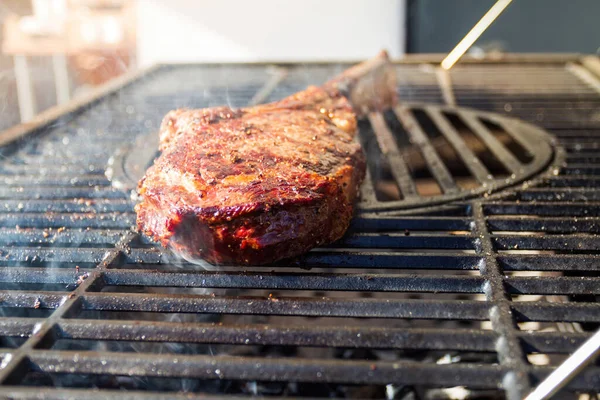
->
[0,58,599,399]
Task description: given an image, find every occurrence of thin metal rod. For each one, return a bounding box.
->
[566,62,600,95]
[52,54,70,104]
[525,328,600,400]
[13,55,37,122]
[441,0,513,70]
[248,67,288,105]
[434,67,456,106]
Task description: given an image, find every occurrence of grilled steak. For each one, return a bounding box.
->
[136,51,396,265]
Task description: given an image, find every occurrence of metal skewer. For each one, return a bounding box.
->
[524,328,600,400]
[441,0,513,70]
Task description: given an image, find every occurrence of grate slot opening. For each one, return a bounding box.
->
[500,249,600,255]
[0,308,55,318]
[442,112,510,178]
[96,287,486,300]
[512,303,600,326]
[47,340,500,367]
[48,340,357,357]
[0,283,76,292]
[119,264,482,275]
[0,336,28,348]
[411,109,478,190]
[479,118,535,164]
[19,372,244,394]
[15,372,506,397]
[68,311,491,330]
[0,262,100,270]
[357,120,403,202]
[526,352,572,367]
[510,294,570,303]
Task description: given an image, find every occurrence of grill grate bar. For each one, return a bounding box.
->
[472,202,531,398]
[0,175,110,187]
[459,112,523,174]
[367,112,419,198]
[394,105,459,193]
[0,199,132,213]
[102,270,484,293]
[57,319,497,350]
[0,267,95,285]
[519,331,592,354]
[0,229,126,246]
[24,350,508,387]
[562,143,600,151]
[0,318,39,338]
[53,319,595,354]
[487,217,600,233]
[492,120,539,157]
[513,302,600,323]
[0,187,128,200]
[519,188,600,202]
[358,169,378,204]
[0,388,240,400]
[128,250,483,270]
[567,156,600,164]
[546,176,600,187]
[349,216,472,231]
[505,276,600,295]
[0,165,106,175]
[79,292,491,320]
[483,201,600,216]
[0,213,135,230]
[563,166,600,175]
[494,235,600,251]
[425,106,491,182]
[0,318,585,355]
[530,366,600,392]
[500,254,600,272]
[334,233,475,249]
[2,248,121,264]
[0,291,70,309]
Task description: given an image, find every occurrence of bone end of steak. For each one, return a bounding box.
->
[325,50,397,117]
[136,52,395,265]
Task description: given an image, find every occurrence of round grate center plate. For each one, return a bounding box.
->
[357,103,555,211]
[107,103,556,211]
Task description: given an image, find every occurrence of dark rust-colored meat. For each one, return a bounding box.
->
[136,51,396,265]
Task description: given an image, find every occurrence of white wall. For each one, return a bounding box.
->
[136,0,405,66]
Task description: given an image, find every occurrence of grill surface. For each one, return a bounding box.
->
[0,56,599,399]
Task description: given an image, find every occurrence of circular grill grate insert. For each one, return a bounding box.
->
[358,103,555,211]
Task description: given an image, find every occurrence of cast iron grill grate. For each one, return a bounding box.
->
[0,57,599,399]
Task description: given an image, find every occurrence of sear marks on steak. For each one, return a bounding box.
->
[136,51,396,265]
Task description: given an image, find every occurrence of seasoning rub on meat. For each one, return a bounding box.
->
[136,51,396,265]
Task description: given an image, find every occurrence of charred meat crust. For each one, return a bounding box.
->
[137,170,361,265]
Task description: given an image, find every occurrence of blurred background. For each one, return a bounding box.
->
[0,0,598,131]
